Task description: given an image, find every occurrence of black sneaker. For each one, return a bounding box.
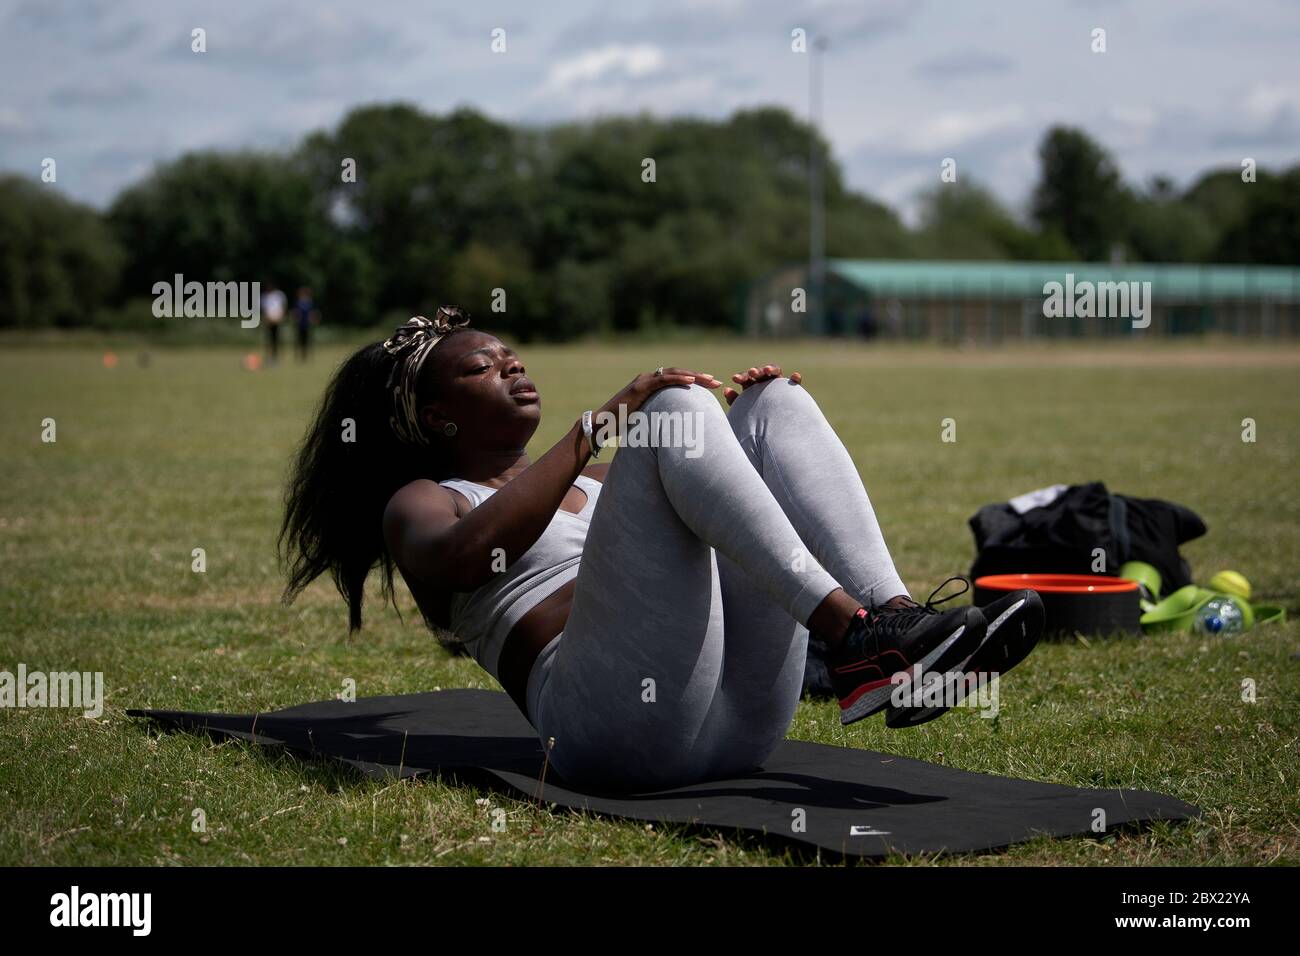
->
[825,576,987,726]
[884,588,1045,729]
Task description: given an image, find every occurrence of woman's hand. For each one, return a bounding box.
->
[723,364,801,405]
[596,367,723,421]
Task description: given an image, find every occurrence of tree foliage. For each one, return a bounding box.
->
[0,175,124,328]
[3,108,1296,336]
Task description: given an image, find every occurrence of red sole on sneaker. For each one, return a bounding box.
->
[837,619,981,726]
[837,675,901,724]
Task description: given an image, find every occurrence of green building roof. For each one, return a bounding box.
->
[824,259,1300,301]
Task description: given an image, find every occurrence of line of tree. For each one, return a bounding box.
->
[2,104,1297,336]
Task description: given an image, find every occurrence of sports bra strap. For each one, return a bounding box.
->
[438,476,598,516]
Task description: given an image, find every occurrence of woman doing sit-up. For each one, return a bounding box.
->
[279,309,1043,793]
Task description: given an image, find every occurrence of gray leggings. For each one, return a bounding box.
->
[526,377,909,792]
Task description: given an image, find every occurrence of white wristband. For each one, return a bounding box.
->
[581,409,601,458]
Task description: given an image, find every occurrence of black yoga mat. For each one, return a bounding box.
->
[128,688,1200,860]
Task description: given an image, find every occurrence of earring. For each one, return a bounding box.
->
[443,422,457,437]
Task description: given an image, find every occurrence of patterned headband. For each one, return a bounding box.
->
[382,307,472,445]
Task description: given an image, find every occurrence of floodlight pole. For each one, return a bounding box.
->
[808,35,829,338]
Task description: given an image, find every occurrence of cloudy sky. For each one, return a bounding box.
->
[2,0,1298,223]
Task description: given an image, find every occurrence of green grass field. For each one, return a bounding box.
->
[2,336,1297,865]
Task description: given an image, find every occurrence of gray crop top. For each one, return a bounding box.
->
[436,474,601,685]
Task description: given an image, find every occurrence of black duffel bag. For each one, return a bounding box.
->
[968,481,1207,591]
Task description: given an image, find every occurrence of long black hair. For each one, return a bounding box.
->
[277,336,466,650]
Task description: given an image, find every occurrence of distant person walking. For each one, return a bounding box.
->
[293,287,320,362]
[856,305,879,340]
[261,284,287,364]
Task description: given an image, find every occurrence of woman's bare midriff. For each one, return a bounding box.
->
[496,578,577,717]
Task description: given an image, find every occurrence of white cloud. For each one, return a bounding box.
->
[1109,105,1157,129]
[1243,83,1300,122]
[0,107,31,134]
[547,74,725,120]
[545,44,666,91]
[894,105,1028,153]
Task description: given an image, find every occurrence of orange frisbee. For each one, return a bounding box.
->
[975,573,1139,594]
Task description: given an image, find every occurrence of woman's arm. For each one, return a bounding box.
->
[383,417,595,593]
[384,367,721,594]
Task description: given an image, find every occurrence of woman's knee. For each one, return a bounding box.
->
[632,383,728,455]
[728,376,822,429]
[641,381,724,414]
[731,375,816,411]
